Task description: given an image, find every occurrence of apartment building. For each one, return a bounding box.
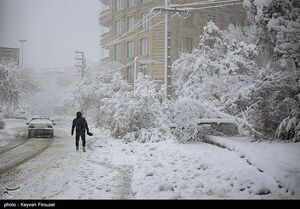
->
[100,0,246,88]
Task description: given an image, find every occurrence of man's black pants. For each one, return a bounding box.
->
[75,133,86,148]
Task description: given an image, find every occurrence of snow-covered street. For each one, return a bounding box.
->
[0,119,299,199]
[0,0,299,202]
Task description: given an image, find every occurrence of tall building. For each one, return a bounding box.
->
[99,0,246,92]
[0,47,20,66]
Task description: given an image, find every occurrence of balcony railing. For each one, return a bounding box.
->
[99,9,112,27]
[100,32,111,47]
[100,0,110,6]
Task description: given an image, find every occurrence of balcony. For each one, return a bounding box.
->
[100,32,111,47]
[101,56,112,63]
[100,0,110,5]
[99,9,112,27]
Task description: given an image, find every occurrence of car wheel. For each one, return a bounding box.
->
[28,131,32,138]
[50,133,54,138]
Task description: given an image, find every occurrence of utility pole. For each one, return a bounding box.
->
[75,51,86,79]
[165,0,172,101]
[133,56,139,94]
[19,40,27,67]
[152,0,173,100]
[152,1,244,100]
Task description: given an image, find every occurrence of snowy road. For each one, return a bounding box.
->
[0,120,298,199]
[0,137,53,175]
[0,121,133,199]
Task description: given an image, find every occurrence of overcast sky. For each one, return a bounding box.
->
[0,0,103,69]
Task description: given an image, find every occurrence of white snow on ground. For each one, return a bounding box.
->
[1,124,132,199]
[91,137,291,199]
[1,123,298,199]
[205,136,300,198]
[0,119,27,147]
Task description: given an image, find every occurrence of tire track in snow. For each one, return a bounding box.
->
[0,138,53,175]
[0,128,28,155]
[204,135,295,197]
[0,127,75,199]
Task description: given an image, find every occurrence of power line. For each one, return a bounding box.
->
[102,11,161,48]
[91,61,134,76]
[176,2,243,11]
[170,0,242,8]
[104,2,244,48]
[103,12,180,48]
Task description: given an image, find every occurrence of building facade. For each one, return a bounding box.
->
[100,0,246,88]
[0,47,20,66]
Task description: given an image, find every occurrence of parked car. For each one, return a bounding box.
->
[27,117,55,138]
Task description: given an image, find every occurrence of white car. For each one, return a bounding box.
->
[27,117,55,138]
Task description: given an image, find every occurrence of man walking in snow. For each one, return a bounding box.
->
[71,112,90,152]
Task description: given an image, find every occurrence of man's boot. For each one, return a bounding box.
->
[76,146,79,151]
[83,147,86,152]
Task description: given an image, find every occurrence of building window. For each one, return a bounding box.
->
[127,41,134,58]
[140,38,148,56]
[114,44,122,62]
[139,64,149,75]
[127,66,134,83]
[115,0,124,11]
[127,16,135,31]
[185,13,193,25]
[141,12,149,30]
[128,0,135,7]
[140,0,150,3]
[115,20,123,36]
[184,38,193,52]
[207,15,216,23]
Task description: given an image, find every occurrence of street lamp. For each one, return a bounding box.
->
[19,40,27,67]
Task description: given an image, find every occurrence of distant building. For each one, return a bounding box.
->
[0,47,20,66]
[100,0,246,94]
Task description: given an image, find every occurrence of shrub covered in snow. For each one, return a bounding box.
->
[0,120,4,130]
[67,66,172,142]
[244,0,300,67]
[173,22,259,117]
[0,64,36,117]
[172,19,299,142]
[171,97,218,142]
[103,73,171,141]
[243,0,300,140]
[64,63,131,126]
[247,66,300,140]
[171,22,260,142]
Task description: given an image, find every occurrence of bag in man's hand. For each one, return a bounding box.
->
[87,132,93,136]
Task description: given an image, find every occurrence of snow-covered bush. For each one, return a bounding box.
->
[0,120,4,130]
[243,0,300,141]
[67,65,171,143]
[104,73,171,141]
[64,63,131,126]
[244,0,300,67]
[173,22,259,117]
[0,64,36,116]
[248,67,299,139]
[172,15,299,142]
[171,97,214,142]
[0,106,4,129]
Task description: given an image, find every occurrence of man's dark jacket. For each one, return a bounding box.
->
[72,116,89,135]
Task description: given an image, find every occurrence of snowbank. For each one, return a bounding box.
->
[0,119,27,147]
[89,130,293,199]
[205,136,300,198]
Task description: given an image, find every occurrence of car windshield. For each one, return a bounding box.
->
[32,117,49,120]
[31,119,51,124]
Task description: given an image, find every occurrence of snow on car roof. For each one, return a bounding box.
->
[30,118,51,124]
[32,115,49,119]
